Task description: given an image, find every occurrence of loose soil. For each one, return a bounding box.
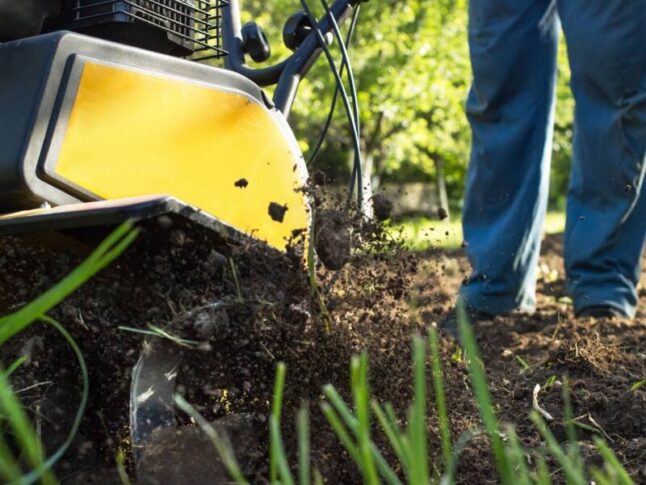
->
[0,218,644,483]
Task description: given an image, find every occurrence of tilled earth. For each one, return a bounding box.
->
[0,219,644,484]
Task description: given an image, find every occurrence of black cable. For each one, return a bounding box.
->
[299,0,364,209]
[321,0,362,208]
[307,6,359,166]
[322,0,361,142]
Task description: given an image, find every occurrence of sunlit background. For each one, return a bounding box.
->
[238,0,573,248]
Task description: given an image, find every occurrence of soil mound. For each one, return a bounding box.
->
[0,218,644,483]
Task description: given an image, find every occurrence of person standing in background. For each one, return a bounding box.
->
[443,0,646,334]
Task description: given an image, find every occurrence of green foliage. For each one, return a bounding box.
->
[238,1,575,208]
[200,324,634,484]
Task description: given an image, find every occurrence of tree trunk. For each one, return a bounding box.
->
[435,156,450,219]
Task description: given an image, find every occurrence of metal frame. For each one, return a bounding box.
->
[222,0,360,117]
[65,0,228,60]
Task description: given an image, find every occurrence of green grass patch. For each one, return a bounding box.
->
[388,212,566,251]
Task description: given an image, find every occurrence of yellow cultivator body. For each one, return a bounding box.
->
[0,31,309,251]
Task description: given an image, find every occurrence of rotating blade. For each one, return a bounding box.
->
[129,339,182,462]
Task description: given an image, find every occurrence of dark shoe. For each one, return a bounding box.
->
[440,304,494,339]
[576,305,625,319]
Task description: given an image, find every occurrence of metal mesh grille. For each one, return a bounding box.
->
[69,0,228,60]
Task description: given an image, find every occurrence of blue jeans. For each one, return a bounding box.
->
[461,0,646,317]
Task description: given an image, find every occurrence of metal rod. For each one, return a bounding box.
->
[221,0,357,114]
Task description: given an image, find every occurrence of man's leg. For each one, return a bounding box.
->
[461,0,558,315]
[558,1,646,318]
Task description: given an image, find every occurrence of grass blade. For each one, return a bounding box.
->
[504,425,530,485]
[0,222,138,346]
[429,327,451,472]
[321,402,361,465]
[21,316,89,485]
[0,418,26,482]
[351,354,379,485]
[442,429,481,485]
[116,448,132,485]
[270,414,294,485]
[368,443,402,485]
[324,388,400,484]
[408,336,429,485]
[530,411,586,485]
[562,377,584,477]
[0,365,55,484]
[533,454,551,485]
[371,400,410,473]
[174,394,248,484]
[590,468,613,485]
[2,356,27,379]
[313,469,325,485]
[271,363,287,484]
[457,301,513,484]
[593,437,634,485]
[298,403,310,485]
[323,385,357,429]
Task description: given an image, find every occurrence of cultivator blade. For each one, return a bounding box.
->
[0,195,246,242]
[130,339,182,463]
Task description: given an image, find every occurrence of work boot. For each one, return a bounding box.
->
[575,305,625,320]
[439,304,495,339]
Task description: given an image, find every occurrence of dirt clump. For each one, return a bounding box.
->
[370,194,393,221]
[314,209,353,270]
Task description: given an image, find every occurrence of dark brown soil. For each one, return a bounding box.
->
[0,220,644,484]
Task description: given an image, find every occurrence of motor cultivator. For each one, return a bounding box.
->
[0,0,364,477]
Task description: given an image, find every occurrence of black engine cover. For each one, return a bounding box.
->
[0,0,61,40]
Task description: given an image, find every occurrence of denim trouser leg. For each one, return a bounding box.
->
[461,0,558,314]
[558,1,646,317]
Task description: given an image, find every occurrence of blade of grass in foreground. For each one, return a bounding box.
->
[562,377,584,477]
[173,394,247,484]
[351,354,379,485]
[270,363,287,484]
[371,400,411,474]
[0,224,136,484]
[530,411,585,485]
[116,448,132,485]
[0,364,56,485]
[19,316,89,485]
[2,356,27,379]
[593,437,634,485]
[429,327,451,473]
[408,336,429,485]
[297,402,310,485]
[323,386,400,485]
[270,414,294,485]
[0,433,24,483]
[0,222,139,346]
[504,425,531,485]
[457,301,513,484]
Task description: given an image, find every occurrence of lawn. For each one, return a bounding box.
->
[389,212,567,250]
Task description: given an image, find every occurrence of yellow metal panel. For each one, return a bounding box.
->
[55,62,309,250]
